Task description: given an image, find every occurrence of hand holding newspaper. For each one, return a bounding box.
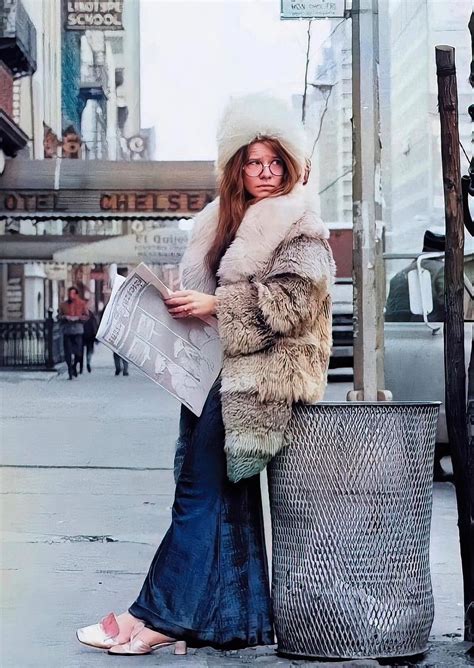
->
[97,263,222,416]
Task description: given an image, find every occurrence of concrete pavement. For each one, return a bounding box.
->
[0,344,470,666]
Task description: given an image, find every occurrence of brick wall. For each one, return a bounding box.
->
[0,61,14,116]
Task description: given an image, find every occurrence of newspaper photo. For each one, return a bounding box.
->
[97,263,222,416]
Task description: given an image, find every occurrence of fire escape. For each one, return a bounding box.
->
[0,0,37,159]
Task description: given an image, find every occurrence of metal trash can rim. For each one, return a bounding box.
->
[304,401,442,407]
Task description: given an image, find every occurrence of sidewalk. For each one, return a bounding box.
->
[0,344,470,666]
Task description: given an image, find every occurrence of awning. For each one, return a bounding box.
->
[53,227,190,264]
[0,235,117,261]
[0,158,217,218]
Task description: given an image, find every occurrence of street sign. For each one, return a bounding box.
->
[64,0,124,31]
[280,1,346,19]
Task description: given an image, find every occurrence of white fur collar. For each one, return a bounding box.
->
[180,186,329,290]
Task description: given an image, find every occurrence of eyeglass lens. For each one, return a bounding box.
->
[243,160,285,177]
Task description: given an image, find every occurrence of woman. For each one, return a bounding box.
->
[76,93,334,656]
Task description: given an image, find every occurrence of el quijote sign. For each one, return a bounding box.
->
[65,1,123,30]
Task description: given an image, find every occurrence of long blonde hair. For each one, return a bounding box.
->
[205,137,301,275]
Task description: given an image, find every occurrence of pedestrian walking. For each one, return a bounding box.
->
[76,93,335,656]
[80,309,98,373]
[59,287,88,380]
[113,352,129,376]
[112,267,129,377]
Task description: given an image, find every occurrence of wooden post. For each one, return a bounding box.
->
[436,44,474,643]
[349,0,389,402]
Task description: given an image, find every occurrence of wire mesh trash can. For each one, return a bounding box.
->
[268,402,440,659]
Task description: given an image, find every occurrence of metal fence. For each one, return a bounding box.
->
[0,312,64,368]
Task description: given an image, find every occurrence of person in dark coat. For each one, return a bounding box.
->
[80,310,98,373]
[59,287,88,380]
[113,267,129,377]
[113,352,129,376]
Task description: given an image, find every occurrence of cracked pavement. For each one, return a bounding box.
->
[0,345,470,666]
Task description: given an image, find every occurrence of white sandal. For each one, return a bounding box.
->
[76,612,122,650]
[107,622,187,656]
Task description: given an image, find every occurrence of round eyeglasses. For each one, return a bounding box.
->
[243,159,285,177]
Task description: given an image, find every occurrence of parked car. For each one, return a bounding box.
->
[383,252,473,448]
[330,278,353,381]
[329,252,474,472]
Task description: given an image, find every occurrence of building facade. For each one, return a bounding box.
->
[0,0,37,166]
[381,0,473,255]
[17,0,62,160]
[61,0,142,161]
[302,1,472,260]
[0,0,150,322]
[310,19,353,228]
[0,159,217,321]
[294,19,353,281]
[0,0,63,319]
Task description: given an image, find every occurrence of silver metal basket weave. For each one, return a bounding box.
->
[268,401,440,659]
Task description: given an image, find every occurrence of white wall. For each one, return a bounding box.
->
[42,0,62,137]
[105,39,119,159]
[107,0,141,157]
[122,0,141,138]
[17,0,62,158]
[24,263,46,320]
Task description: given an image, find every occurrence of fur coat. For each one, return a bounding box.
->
[180,184,335,482]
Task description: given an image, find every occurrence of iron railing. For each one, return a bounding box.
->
[0,311,64,368]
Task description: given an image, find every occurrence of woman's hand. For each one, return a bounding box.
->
[165,290,218,319]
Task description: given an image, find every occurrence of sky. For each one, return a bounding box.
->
[140,0,333,160]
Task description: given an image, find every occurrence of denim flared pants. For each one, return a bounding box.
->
[129,381,274,648]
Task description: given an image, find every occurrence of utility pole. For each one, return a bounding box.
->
[349,0,389,402]
[436,44,474,643]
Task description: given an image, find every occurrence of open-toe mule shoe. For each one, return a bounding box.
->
[76,612,123,649]
[108,622,187,656]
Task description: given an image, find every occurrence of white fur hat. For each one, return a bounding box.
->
[216,93,307,179]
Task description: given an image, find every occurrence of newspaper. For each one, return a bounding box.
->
[97,263,222,416]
